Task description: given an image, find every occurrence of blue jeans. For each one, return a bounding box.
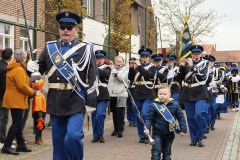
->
[151,134,175,160]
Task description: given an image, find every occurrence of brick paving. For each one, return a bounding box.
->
[0,108,238,160]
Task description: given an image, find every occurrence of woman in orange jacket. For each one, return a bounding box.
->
[1,50,35,155]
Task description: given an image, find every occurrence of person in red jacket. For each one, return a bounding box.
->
[32,79,46,145]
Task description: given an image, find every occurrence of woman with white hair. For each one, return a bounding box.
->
[1,50,35,155]
[108,56,129,137]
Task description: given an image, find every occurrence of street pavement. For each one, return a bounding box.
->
[0,108,238,160]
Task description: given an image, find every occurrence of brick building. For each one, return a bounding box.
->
[0,0,45,58]
[79,0,156,61]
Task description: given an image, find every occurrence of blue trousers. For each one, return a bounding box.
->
[127,99,137,124]
[135,99,153,139]
[184,100,206,142]
[208,96,216,125]
[91,100,108,138]
[171,93,179,102]
[50,113,84,160]
[151,134,174,160]
[204,103,210,133]
[226,93,231,106]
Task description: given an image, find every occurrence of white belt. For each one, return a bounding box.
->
[135,81,153,85]
[99,83,108,87]
[172,81,179,85]
[183,81,205,88]
[48,83,73,90]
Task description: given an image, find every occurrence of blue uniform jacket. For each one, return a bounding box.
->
[145,98,187,136]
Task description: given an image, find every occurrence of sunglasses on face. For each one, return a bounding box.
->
[59,26,75,31]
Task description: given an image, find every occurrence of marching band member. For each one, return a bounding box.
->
[27,12,99,160]
[127,57,137,127]
[204,55,218,132]
[215,65,229,118]
[167,55,181,101]
[151,54,168,96]
[91,50,111,143]
[229,67,240,111]
[128,48,157,144]
[225,62,232,108]
[179,45,210,147]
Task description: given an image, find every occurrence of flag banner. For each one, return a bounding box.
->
[179,13,192,59]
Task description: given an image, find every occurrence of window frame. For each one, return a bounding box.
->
[101,0,106,22]
[87,0,94,17]
[20,28,32,52]
[0,23,14,51]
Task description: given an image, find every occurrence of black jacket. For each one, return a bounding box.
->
[0,59,8,100]
[37,40,99,116]
[178,60,209,101]
[97,64,110,101]
[128,63,157,100]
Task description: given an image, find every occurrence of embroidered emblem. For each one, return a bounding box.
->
[53,53,64,66]
[183,32,189,40]
[65,13,69,17]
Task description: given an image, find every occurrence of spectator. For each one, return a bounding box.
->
[108,56,129,137]
[0,48,13,149]
[1,50,35,155]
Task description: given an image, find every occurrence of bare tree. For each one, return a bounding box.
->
[153,0,226,44]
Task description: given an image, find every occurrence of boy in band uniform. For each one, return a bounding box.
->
[128,48,157,144]
[144,83,187,160]
[151,54,168,96]
[178,45,209,147]
[91,50,111,143]
[167,55,181,101]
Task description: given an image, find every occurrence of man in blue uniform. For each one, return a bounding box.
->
[128,48,157,144]
[179,45,210,147]
[91,50,110,143]
[127,57,137,126]
[167,54,180,101]
[27,12,98,160]
[151,54,168,96]
[225,62,232,108]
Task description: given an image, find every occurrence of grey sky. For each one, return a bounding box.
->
[152,0,240,51]
[201,0,240,51]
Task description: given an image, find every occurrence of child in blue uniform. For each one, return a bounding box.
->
[144,83,187,160]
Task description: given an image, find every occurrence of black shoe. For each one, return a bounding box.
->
[133,123,137,126]
[92,136,99,142]
[205,128,209,134]
[118,130,123,137]
[210,124,215,130]
[144,137,148,144]
[99,135,105,143]
[1,146,19,155]
[190,142,197,146]
[230,106,233,109]
[198,139,204,147]
[111,130,118,136]
[217,113,221,119]
[139,138,145,143]
[203,135,207,139]
[129,123,133,126]
[16,144,32,152]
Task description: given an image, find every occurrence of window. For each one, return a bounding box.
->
[87,0,93,17]
[20,28,32,51]
[0,23,14,50]
[101,0,106,21]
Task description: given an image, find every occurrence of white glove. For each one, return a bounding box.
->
[27,60,39,73]
[220,85,224,89]
[85,105,96,117]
